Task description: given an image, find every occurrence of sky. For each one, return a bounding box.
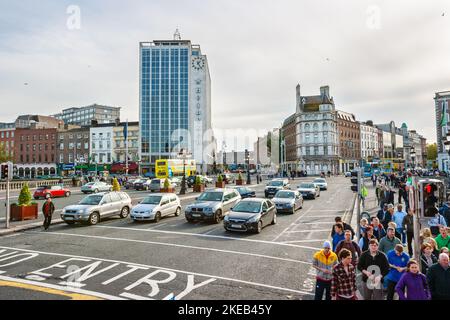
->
[1,0,449,151]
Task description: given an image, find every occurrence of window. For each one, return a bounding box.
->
[262,202,268,211]
[92,142,96,150]
[77,143,81,150]
[0,132,3,138]
[69,143,74,150]
[84,142,89,150]
[59,154,64,163]
[33,144,36,151]
[46,134,49,140]
[39,144,42,151]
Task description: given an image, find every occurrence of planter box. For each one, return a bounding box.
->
[215,182,226,188]
[10,203,38,222]
[193,185,205,193]
[236,180,244,186]
[161,187,175,193]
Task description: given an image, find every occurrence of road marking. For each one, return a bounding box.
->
[300,215,342,218]
[297,222,334,225]
[26,230,313,265]
[147,223,168,230]
[0,276,120,300]
[89,225,321,251]
[279,239,325,244]
[120,292,154,300]
[0,246,315,297]
[285,229,330,233]
[272,206,314,242]
[308,209,347,213]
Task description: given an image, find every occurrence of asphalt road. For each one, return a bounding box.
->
[0,176,355,300]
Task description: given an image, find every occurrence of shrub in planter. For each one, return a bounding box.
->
[161,178,175,193]
[216,174,225,188]
[236,173,244,185]
[10,183,38,221]
[112,178,121,191]
[193,176,205,192]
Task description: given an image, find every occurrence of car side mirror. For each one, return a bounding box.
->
[262,209,268,213]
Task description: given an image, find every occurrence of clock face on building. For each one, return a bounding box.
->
[192,57,205,71]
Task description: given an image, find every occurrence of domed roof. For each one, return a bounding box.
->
[401,123,408,129]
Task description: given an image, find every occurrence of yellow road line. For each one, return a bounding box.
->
[0,280,102,300]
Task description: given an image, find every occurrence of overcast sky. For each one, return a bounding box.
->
[1,0,449,151]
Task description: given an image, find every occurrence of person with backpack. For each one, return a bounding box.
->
[42,197,55,231]
[395,260,431,300]
[335,230,362,266]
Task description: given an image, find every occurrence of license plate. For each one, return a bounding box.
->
[192,214,201,218]
[65,216,74,220]
[231,224,242,228]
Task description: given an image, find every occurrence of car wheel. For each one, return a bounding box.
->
[186,217,195,223]
[65,221,75,225]
[272,213,277,225]
[214,210,222,224]
[65,191,70,197]
[174,207,181,217]
[34,197,39,200]
[256,221,263,234]
[94,189,99,193]
[120,207,129,219]
[89,212,100,225]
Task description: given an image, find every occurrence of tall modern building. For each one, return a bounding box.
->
[52,104,121,126]
[139,35,213,175]
[435,91,450,172]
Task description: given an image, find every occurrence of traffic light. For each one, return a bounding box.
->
[350,170,358,192]
[1,162,13,180]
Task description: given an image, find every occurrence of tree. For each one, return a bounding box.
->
[164,178,170,189]
[18,183,32,206]
[0,144,12,163]
[217,174,223,183]
[195,175,202,186]
[112,178,121,191]
[427,143,437,160]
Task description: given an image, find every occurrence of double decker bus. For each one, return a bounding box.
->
[155,159,196,179]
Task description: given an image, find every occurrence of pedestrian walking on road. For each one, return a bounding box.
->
[393,204,407,245]
[402,209,415,256]
[331,249,357,300]
[379,227,402,255]
[385,244,410,300]
[359,226,376,252]
[420,243,438,275]
[427,253,450,300]
[370,217,386,241]
[357,239,390,300]
[312,241,338,300]
[382,204,395,230]
[395,260,431,300]
[332,223,346,252]
[335,230,362,266]
[330,217,355,240]
[42,197,55,231]
[434,226,450,251]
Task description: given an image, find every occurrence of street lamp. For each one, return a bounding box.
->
[178,148,192,195]
[245,149,251,185]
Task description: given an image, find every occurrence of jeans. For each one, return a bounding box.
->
[43,214,52,230]
[362,283,384,300]
[396,228,406,244]
[314,279,331,300]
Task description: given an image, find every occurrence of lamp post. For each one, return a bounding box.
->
[178,149,191,195]
[245,149,251,185]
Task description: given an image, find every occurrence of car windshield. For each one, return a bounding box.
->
[79,195,103,205]
[37,186,50,190]
[268,181,284,187]
[314,179,325,183]
[85,182,94,186]
[275,191,295,199]
[232,201,261,213]
[300,184,315,188]
[150,180,160,184]
[141,196,162,205]
[197,192,223,202]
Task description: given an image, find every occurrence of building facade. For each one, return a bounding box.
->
[435,91,450,172]
[90,126,114,166]
[113,121,139,163]
[57,127,90,175]
[53,104,121,126]
[139,37,213,176]
[296,85,339,175]
[337,111,361,172]
[281,114,297,172]
[13,128,57,178]
[0,128,15,161]
[360,121,380,162]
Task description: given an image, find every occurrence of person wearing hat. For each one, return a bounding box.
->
[312,241,338,300]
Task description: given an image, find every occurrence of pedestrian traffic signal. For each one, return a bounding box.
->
[350,170,358,192]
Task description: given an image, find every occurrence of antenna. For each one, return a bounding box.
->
[174,28,181,40]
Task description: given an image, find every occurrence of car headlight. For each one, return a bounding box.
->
[224,215,229,222]
[204,207,213,212]
[247,216,259,223]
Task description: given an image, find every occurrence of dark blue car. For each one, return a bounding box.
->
[231,186,256,199]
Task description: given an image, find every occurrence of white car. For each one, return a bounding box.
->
[131,193,181,222]
[313,178,328,190]
[297,183,320,199]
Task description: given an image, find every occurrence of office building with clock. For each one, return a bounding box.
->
[139,36,214,175]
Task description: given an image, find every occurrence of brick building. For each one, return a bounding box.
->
[281,114,297,173]
[337,111,361,172]
[57,126,90,175]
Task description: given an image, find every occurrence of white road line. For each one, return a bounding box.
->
[0,246,315,297]
[26,231,314,265]
[301,215,342,218]
[279,239,326,244]
[90,225,321,251]
[271,206,314,242]
[147,223,168,230]
[120,292,154,300]
[297,222,334,225]
[285,229,330,233]
[0,275,125,300]
[202,229,218,235]
[308,209,347,213]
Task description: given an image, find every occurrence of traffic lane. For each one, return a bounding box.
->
[1,228,316,299]
[0,245,312,300]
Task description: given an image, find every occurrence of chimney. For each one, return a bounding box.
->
[320,86,330,98]
[296,84,301,113]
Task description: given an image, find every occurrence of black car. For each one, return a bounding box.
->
[231,186,256,199]
[223,198,277,234]
[134,179,151,191]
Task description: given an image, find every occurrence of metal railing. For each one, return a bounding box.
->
[0,179,73,191]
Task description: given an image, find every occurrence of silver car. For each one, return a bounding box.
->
[272,190,303,214]
[313,178,328,190]
[61,192,132,225]
[185,188,241,224]
[297,183,320,199]
[81,181,113,194]
[131,193,181,222]
[149,179,177,192]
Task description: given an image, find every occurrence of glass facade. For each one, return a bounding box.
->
[141,43,190,160]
